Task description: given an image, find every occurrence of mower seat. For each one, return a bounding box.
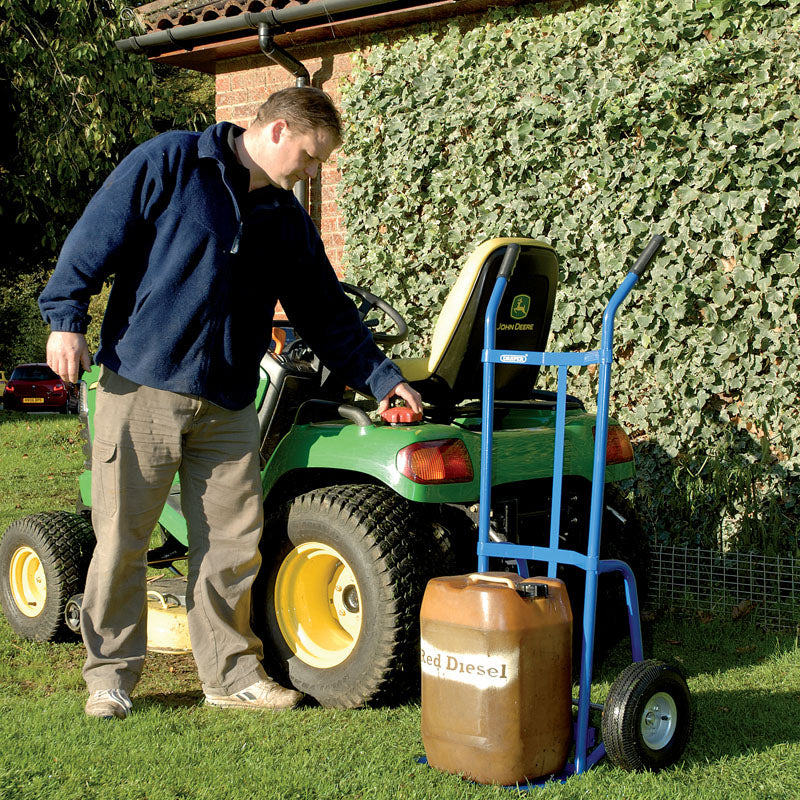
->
[395,238,558,408]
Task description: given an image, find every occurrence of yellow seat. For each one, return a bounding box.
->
[395,238,558,408]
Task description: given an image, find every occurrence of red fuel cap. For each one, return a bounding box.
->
[381,406,423,425]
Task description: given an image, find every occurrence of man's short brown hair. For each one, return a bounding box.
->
[255,87,342,142]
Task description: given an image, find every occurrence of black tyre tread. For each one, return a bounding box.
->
[602,659,693,772]
[425,503,478,575]
[258,484,443,708]
[307,485,442,704]
[0,511,95,641]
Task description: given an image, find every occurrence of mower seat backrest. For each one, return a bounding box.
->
[395,238,558,407]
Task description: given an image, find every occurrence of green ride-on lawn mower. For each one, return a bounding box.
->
[0,238,649,708]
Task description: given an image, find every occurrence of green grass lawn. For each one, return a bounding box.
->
[0,410,798,799]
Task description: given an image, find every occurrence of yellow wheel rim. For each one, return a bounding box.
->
[9,546,47,618]
[274,541,362,669]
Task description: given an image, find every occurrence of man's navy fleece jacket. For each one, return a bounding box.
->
[38,121,403,410]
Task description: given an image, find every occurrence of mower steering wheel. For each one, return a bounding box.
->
[341,282,408,346]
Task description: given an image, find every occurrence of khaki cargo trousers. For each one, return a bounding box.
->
[81,367,268,696]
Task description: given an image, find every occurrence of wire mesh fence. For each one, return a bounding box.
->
[647,545,800,632]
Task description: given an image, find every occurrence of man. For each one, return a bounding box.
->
[39,87,422,720]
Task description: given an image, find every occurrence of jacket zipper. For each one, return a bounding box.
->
[230,221,243,255]
[200,154,243,395]
[218,160,243,255]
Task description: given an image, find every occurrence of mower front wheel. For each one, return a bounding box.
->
[0,512,95,641]
[602,659,693,772]
[254,485,442,708]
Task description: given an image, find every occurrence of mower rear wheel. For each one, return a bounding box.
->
[0,512,95,641]
[273,539,363,669]
[602,659,693,772]
[254,485,444,708]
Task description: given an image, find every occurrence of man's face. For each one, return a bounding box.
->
[256,121,339,191]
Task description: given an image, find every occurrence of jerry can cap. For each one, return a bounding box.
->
[517,582,549,599]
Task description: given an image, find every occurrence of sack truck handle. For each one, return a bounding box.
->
[497,242,521,281]
[630,233,665,278]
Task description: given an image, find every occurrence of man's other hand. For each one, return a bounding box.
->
[378,382,423,415]
[46,331,91,384]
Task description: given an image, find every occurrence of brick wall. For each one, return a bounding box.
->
[215,38,361,277]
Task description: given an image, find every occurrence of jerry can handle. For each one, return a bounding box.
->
[467,573,516,589]
[467,573,550,598]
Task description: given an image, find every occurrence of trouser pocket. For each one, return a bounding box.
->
[91,438,119,517]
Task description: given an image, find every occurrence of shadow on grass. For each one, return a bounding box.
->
[685,686,800,764]
[137,690,204,710]
[135,690,323,711]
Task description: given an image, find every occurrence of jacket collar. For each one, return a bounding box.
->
[197,120,302,208]
[197,121,243,163]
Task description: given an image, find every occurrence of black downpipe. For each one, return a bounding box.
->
[258,23,310,209]
[258,23,309,87]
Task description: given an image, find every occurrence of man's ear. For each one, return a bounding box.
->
[270,119,288,144]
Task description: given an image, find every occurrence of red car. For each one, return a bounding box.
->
[2,363,77,413]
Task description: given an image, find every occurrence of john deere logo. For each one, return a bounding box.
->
[510,295,531,320]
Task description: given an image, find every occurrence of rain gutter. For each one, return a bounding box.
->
[115,0,411,54]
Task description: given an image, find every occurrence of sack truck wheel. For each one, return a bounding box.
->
[254,485,443,708]
[0,512,95,642]
[602,659,694,772]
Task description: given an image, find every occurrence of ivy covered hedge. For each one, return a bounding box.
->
[337,0,800,554]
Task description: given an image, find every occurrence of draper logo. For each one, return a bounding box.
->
[510,294,531,320]
[500,354,527,364]
[420,639,518,689]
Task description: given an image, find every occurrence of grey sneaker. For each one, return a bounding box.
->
[85,689,133,719]
[204,678,303,711]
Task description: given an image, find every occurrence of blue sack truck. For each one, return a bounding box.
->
[478,235,693,780]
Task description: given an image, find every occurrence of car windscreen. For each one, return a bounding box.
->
[9,366,58,381]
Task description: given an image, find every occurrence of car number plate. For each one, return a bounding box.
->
[23,398,45,404]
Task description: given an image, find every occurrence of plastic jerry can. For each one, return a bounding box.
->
[420,572,572,785]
